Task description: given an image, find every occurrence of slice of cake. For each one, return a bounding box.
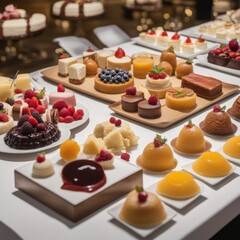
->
[15,73,32,92]
[83,134,106,155]
[68,63,86,84]
[58,57,77,77]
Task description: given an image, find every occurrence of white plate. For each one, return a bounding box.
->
[0,128,71,154]
[133,34,218,59]
[147,181,204,209]
[56,104,89,130]
[182,162,236,186]
[197,54,240,77]
[108,202,176,238]
[219,148,240,165]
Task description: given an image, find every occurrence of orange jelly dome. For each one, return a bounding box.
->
[223,136,240,158]
[157,171,200,199]
[176,125,205,154]
[192,152,232,177]
[139,142,177,172]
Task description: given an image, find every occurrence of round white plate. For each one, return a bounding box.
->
[0,128,71,154]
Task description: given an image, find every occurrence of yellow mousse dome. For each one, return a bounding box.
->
[176,121,205,154]
[223,136,240,159]
[192,152,232,177]
[157,171,200,199]
[119,189,167,228]
[137,135,177,172]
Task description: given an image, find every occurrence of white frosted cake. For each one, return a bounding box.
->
[69,63,86,84]
[58,57,77,77]
[0,4,46,39]
[125,0,161,9]
[52,0,104,18]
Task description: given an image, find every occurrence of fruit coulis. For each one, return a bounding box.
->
[61,159,106,192]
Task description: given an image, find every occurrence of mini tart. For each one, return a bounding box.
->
[157,171,200,199]
[165,88,197,111]
[94,75,134,94]
[107,56,131,71]
[32,159,55,178]
[0,116,14,135]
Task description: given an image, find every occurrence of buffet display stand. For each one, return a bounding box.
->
[0,41,240,240]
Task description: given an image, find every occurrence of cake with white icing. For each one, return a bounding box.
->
[125,0,161,9]
[58,57,77,77]
[0,4,46,39]
[52,0,104,19]
[69,63,86,84]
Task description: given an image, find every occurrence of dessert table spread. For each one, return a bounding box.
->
[0,40,240,240]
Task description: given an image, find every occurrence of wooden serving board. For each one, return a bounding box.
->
[109,81,239,129]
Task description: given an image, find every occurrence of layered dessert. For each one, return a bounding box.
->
[182,37,194,54]
[4,113,61,149]
[121,87,144,112]
[52,0,104,19]
[200,105,237,136]
[144,65,172,99]
[175,59,193,79]
[157,171,200,199]
[160,46,177,74]
[60,139,81,162]
[165,87,197,111]
[95,68,134,94]
[61,159,106,192]
[223,136,240,159]
[137,134,177,172]
[119,186,167,228]
[227,96,240,120]
[192,151,232,177]
[0,4,46,39]
[181,73,222,99]
[138,95,161,119]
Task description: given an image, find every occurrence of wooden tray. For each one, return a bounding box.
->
[109,81,239,129]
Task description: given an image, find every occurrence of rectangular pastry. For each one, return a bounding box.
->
[181,73,222,99]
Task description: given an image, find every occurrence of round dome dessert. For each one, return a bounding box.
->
[137,134,177,172]
[192,151,232,177]
[157,61,173,76]
[84,58,98,76]
[61,159,106,192]
[200,105,237,136]
[157,171,200,199]
[172,120,211,154]
[160,46,177,75]
[119,186,167,228]
[227,96,240,121]
[4,113,61,149]
[165,87,197,111]
[138,95,161,119]
[32,153,55,178]
[145,65,172,99]
[60,139,80,162]
[121,87,144,112]
[95,149,114,169]
[223,136,240,159]
[95,68,134,94]
[175,59,193,79]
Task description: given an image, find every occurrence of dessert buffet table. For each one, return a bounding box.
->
[1,41,240,240]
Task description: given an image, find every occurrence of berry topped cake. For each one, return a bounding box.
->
[0,4,46,39]
[4,112,61,149]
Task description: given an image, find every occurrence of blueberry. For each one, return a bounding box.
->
[101,70,106,74]
[109,79,113,84]
[121,79,126,83]
[116,76,122,82]
[128,72,132,78]
[106,75,111,81]
[103,79,108,83]
[115,79,120,84]
[123,74,129,80]
[111,70,116,76]
[0,103,3,110]
[98,73,101,78]
[115,68,120,73]
[106,68,112,71]
[118,71,124,77]
[100,74,106,81]
[105,70,111,75]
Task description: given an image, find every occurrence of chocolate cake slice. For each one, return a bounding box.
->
[181,73,222,99]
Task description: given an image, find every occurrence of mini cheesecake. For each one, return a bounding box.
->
[58,57,77,77]
[69,63,86,84]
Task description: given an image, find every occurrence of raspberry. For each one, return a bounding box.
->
[148,72,154,78]
[24,89,36,100]
[57,84,65,92]
[60,107,71,117]
[109,117,116,124]
[115,47,125,58]
[96,149,113,161]
[138,191,148,202]
[121,152,130,161]
[185,37,192,43]
[77,109,84,116]
[148,95,158,105]
[115,119,122,126]
[73,111,82,120]
[213,105,221,112]
[24,98,31,105]
[125,86,136,95]
[29,107,36,114]
[29,97,39,108]
[235,56,240,60]
[152,74,160,80]
[0,113,9,122]
[68,106,75,115]
[36,105,46,114]
[22,107,31,116]
[17,114,29,127]
[36,153,45,163]
[59,116,65,122]
[161,31,168,36]
[15,88,23,94]
[171,32,180,40]
[20,121,35,135]
[32,111,44,123]
[59,53,70,59]
[28,116,39,127]
[159,73,166,79]
[36,123,46,132]
[64,115,74,123]
[52,100,68,111]
[153,138,161,147]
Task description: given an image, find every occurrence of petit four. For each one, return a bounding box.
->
[58,57,77,77]
[195,35,207,50]
[227,96,240,120]
[175,59,193,79]
[68,63,86,85]
[95,149,114,169]
[137,134,177,172]
[160,46,177,74]
[157,171,200,199]
[32,153,55,178]
[158,61,173,76]
[192,151,232,177]
[119,186,167,228]
[140,30,156,43]
[60,139,80,162]
[168,32,181,51]
[157,30,169,47]
[182,37,194,54]
[223,136,240,159]
[83,58,98,76]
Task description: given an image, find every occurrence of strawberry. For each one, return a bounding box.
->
[121,152,130,161]
[153,134,167,147]
[59,107,71,117]
[185,120,194,128]
[171,32,180,40]
[28,97,39,108]
[86,47,94,52]
[229,52,237,58]
[59,116,65,122]
[68,106,75,115]
[76,109,84,116]
[52,100,68,111]
[197,35,205,42]
[64,115,74,123]
[28,116,38,127]
[73,111,82,120]
[185,37,192,43]
[15,100,22,104]
[235,56,240,60]
[161,31,168,36]
[24,89,36,100]
[15,88,22,94]
[57,84,65,92]
[22,107,31,116]
[0,113,9,122]
[148,95,158,105]
[115,47,125,58]
[126,86,136,95]
[146,31,155,35]
[36,105,46,114]
[29,107,36,114]
[59,53,70,59]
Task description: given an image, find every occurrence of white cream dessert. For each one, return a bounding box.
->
[15,73,32,92]
[195,36,207,50]
[157,30,169,47]
[58,57,77,77]
[97,49,114,69]
[168,32,181,51]
[182,37,194,54]
[68,63,86,84]
[0,102,14,134]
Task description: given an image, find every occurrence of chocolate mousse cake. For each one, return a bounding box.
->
[121,87,144,112]
[227,96,240,120]
[4,113,61,149]
[181,73,222,99]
